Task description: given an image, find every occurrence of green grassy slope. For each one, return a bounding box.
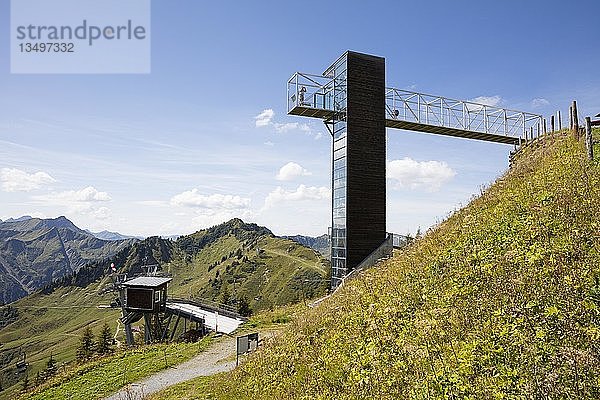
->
[21,338,211,400]
[170,218,329,311]
[0,281,119,399]
[0,219,328,399]
[186,132,600,399]
[166,234,328,311]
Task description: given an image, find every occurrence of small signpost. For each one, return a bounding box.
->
[236,332,259,366]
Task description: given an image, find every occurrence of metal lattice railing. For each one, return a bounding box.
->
[385,88,543,140]
[287,71,544,141]
[287,72,336,113]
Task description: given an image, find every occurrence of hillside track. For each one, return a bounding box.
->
[104,336,236,400]
[265,248,328,275]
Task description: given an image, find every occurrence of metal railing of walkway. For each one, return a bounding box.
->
[166,299,246,335]
[287,72,543,145]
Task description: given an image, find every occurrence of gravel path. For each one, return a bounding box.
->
[104,336,236,400]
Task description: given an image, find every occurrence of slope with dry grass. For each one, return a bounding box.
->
[163,132,600,399]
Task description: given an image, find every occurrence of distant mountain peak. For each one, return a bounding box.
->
[224,218,273,237]
[177,218,273,256]
[45,216,84,233]
[86,229,143,241]
[283,233,330,258]
[3,215,33,223]
[0,215,134,303]
[221,217,246,230]
[0,216,84,235]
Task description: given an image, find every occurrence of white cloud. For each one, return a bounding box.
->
[276,162,312,181]
[273,122,311,134]
[264,141,275,147]
[92,206,111,220]
[469,95,503,108]
[191,208,255,229]
[137,200,169,207]
[170,189,251,210]
[136,192,255,235]
[152,207,257,237]
[0,211,47,221]
[35,186,111,203]
[387,158,456,191]
[0,167,56,192]
[263,184,330,210]
[254,108,323,139]
[531,98,550,108]
[255,109,274,127]
[30,187,112,226]
[29,211,48,219]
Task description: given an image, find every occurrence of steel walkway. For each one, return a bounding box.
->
[288,72,544,145]
[166,301,245,335]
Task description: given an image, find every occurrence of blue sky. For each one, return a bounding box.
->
[0,0,599,237]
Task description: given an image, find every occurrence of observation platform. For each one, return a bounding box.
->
[287,72,543,145]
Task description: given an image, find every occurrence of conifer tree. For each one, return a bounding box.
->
[45,352,57,376]
[237,296,253,317]
[96,323,113,355]
[20,374,29,393]
[77,326,95,360]
[219,286,231,305]
[34,371,42,387]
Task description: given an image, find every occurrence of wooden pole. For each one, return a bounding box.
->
[125,323,134,346]
[572,100,579,140]
[586,117,593,160]
[550,115,555,132]
[569,106,573,129]
[557,110,562,130]
[144,314,151,344]
[543,119,547,134]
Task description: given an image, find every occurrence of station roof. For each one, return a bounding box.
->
[123,276,172,288]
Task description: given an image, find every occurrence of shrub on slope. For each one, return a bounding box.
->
[205,134,600,399]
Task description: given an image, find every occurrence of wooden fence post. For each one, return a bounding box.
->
[586,117,593,160]
[543,119,547,134]
[550,115,555,132]
[557,110,562,130]
[569,106,573,130]
[572,101,579,140]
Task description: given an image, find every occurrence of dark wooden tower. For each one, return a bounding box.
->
[327,51,387,287]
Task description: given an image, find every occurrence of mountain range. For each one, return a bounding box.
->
[0,217,329,398]
[0,214,331,306]
[284,234,330,257]
[0,216,136,304]
[85,229,144,241]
